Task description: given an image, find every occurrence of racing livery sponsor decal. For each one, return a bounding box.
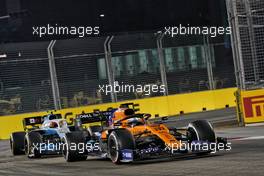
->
[240,89,264,124]
[121,149,133,161]
[243,95,264,118]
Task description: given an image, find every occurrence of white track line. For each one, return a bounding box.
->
[230,136,264,141]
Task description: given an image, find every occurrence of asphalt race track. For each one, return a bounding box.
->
[158,108,237,128]
[1,110,264,176]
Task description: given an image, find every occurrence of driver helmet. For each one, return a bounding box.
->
[127,117,144,126]
[49,121,58,128]
[112,108,134,121]
[112,108,143,126]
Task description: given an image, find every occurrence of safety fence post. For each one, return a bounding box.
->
[104,36,117,102]
[157,33,169,96]
[203,35,215,90]
[244,0,259,83]
[47,40,62,110]
[227,0,242,89]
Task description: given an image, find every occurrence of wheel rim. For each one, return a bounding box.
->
[10,139,13,152]
[187,128,198,142]
[25,139,29,156]
[109,138,118,162]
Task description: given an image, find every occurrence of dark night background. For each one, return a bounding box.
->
[0,0,227,43]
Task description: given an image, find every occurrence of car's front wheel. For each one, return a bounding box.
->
[187,120,216,154]
[108,129,135,164]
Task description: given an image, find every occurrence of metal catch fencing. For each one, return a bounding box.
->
[0,32,235,115]
[227,0,264,90]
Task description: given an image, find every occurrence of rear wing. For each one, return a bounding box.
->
[75,111,113,125]
[22,113,62,131]
[76,113,102,124]
[23,116,44,131]
[119,103,140,112]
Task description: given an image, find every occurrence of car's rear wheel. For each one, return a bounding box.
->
[25,132,42,158]
[108,129,135,164]
[187,120,216,154]
[10,132,25,155]
[88,125,102,136]
[62,132,87,162]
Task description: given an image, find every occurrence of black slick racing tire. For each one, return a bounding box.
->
[108,128,135,164]
[187,120,216,154]
[62,132,87,162]
[10,132,25,155]
[25,131,42,158]
[88,125,102,135]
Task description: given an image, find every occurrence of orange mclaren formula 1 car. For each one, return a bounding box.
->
[62,107,228,164]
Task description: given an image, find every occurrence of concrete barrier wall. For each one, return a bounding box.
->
[0,88,237,139]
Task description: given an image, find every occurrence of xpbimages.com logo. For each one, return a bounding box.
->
[32,141,100,154]
[165,141,232,154]
[32,24,100,38]
[98,82,166,96]
[163,24,232,38]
